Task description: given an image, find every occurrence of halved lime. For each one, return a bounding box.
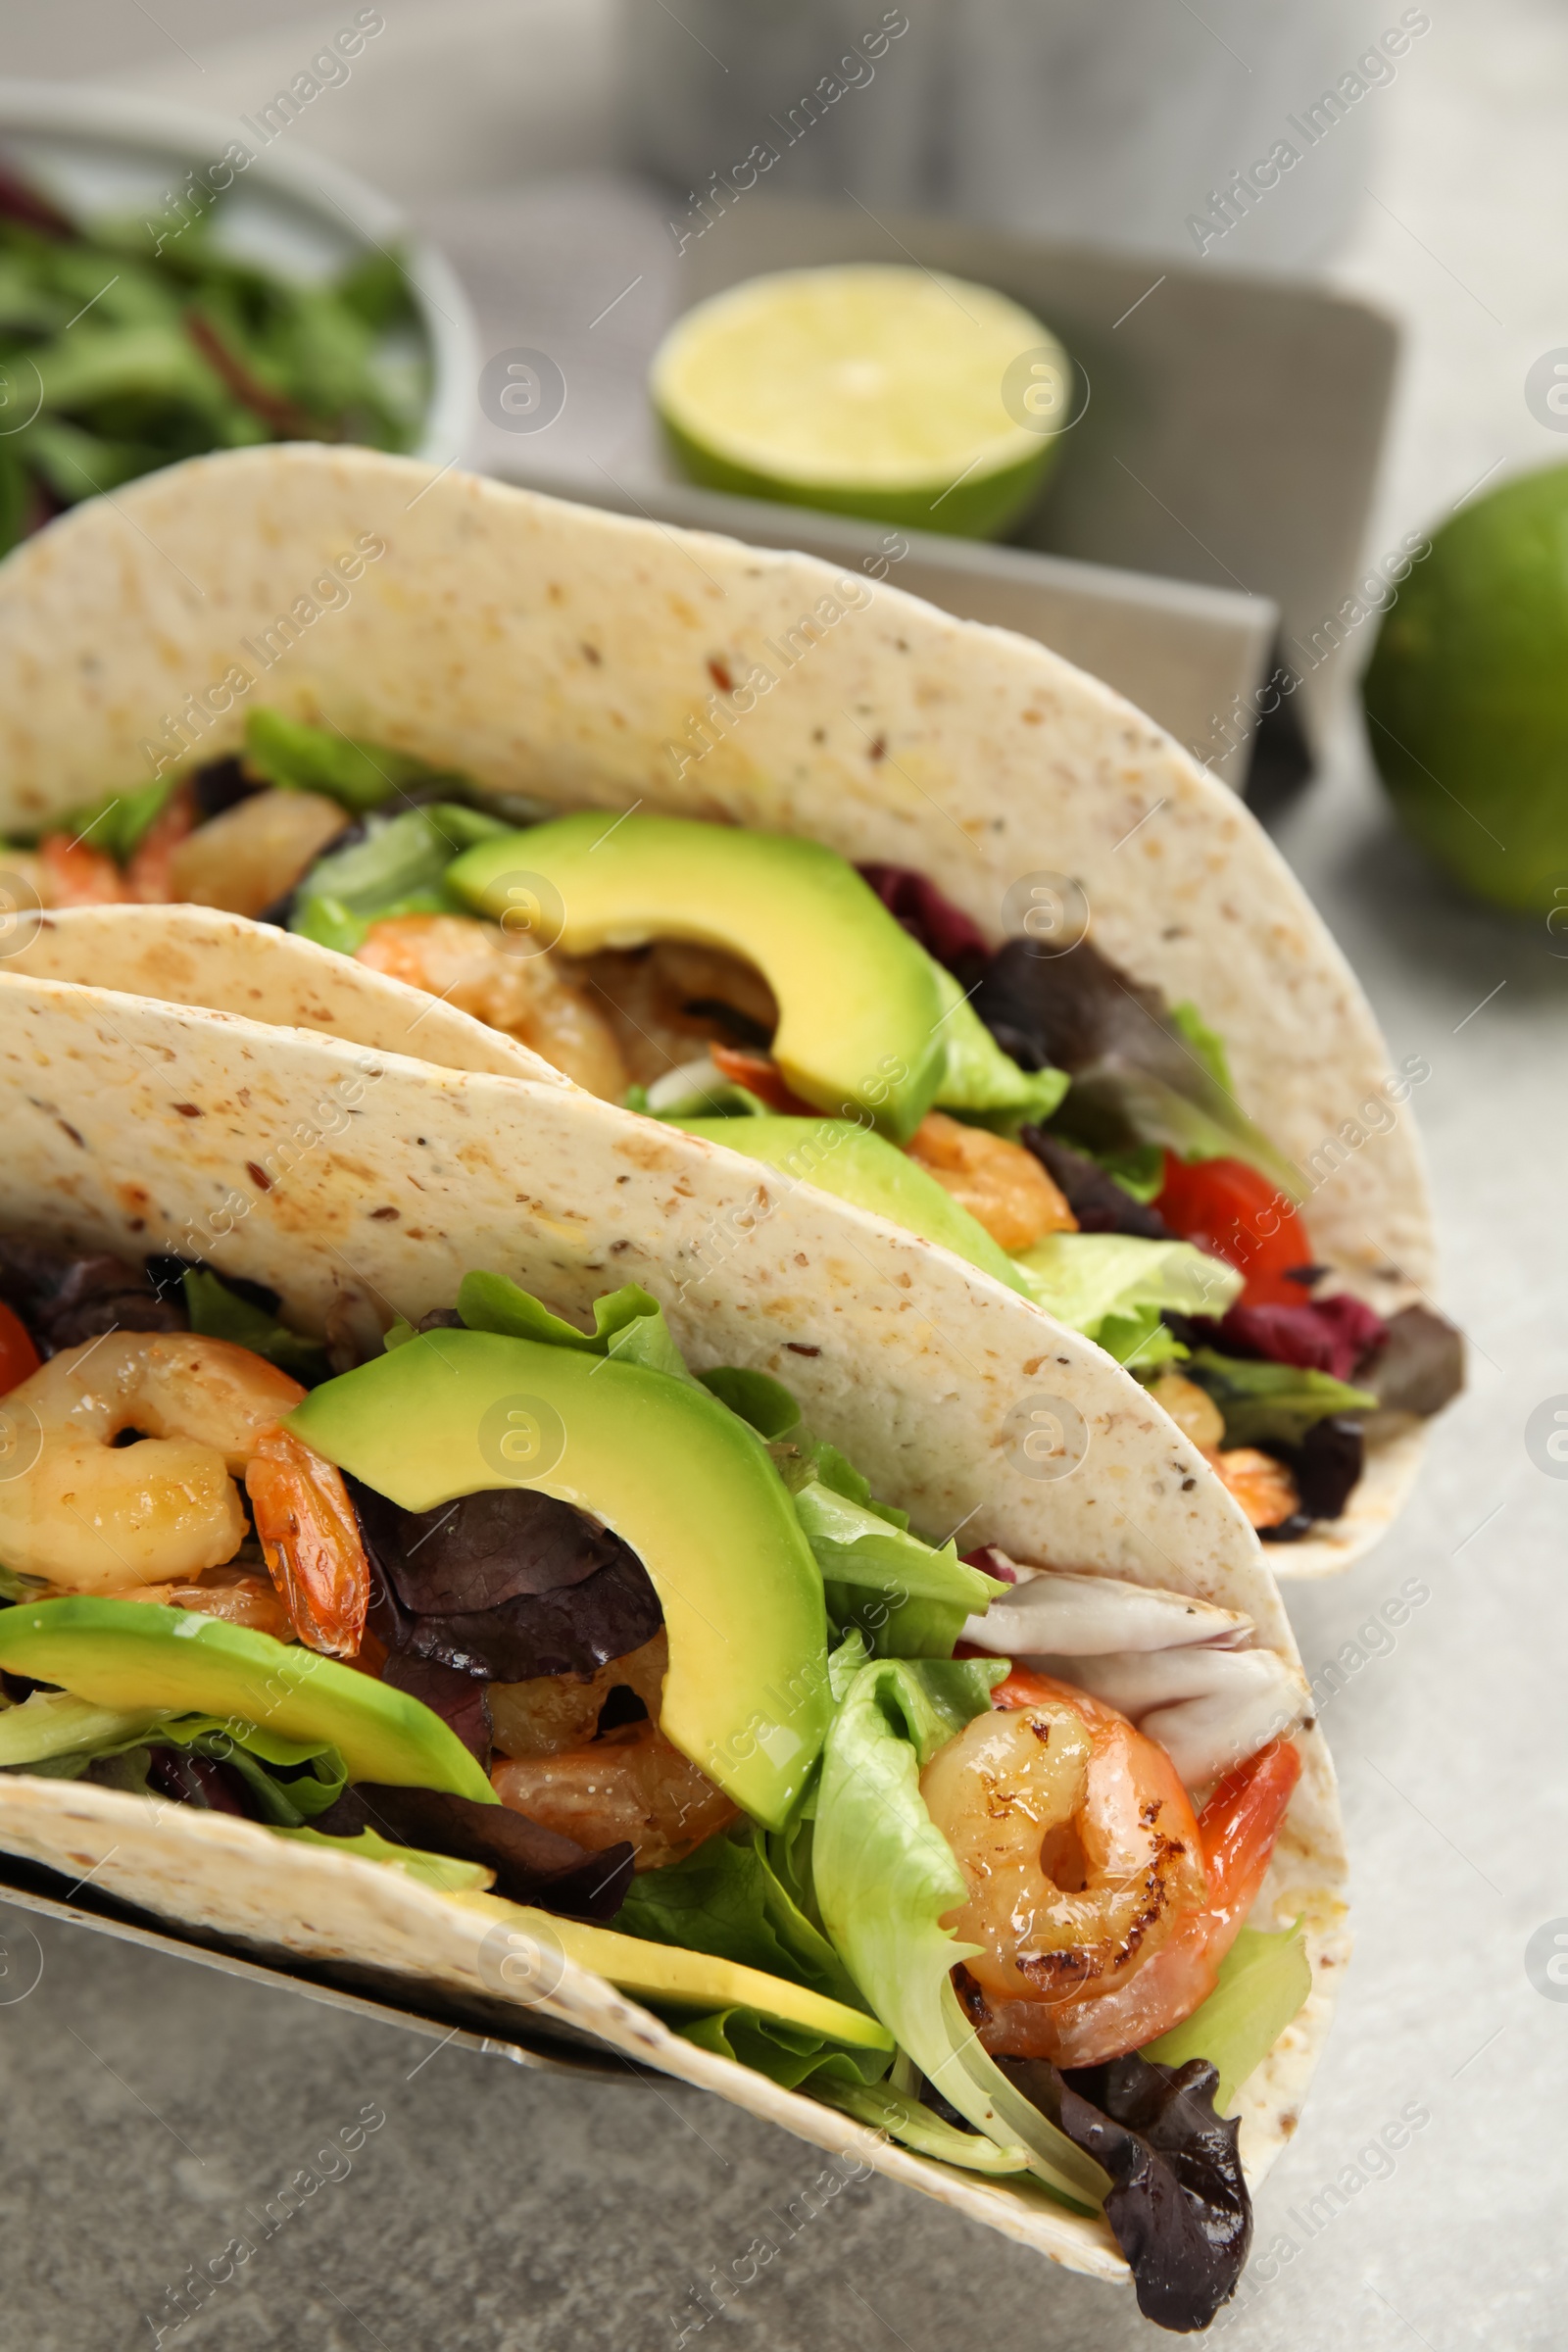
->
[651,265,1070,540]
[1363,462,1568,915]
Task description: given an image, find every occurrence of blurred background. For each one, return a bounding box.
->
[2,5,1565,2349]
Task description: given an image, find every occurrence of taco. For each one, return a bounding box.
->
[0,444,1461,1571]
[0,957,1347,2328]
[0,945,1353,2324]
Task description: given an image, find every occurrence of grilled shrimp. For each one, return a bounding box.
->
[0,1335,305,1589]
[906,1112,1078,1250]
[577,942,778,1086]
[0,1335,368,1653]
[493,1726,737,1871]
[356,914,628,1099]
[491,1631,734,1870]
[922,1666,1298,2067]
[488,1634,669,1759]
[1146,1374,1303,1531]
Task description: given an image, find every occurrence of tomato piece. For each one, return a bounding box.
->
[1154,1151,1311,1307]
[0,1301,40,1394]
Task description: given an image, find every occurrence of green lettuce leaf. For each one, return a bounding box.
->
[1013,1233,1243,1358]
[1186,1350,1378,1447]
[1089,1301,1187,1370]
[455,1270,602,1352]
[617,1822,865,2012]
[1095,1143,1168,1203]
[456,1272,703,1387]
[288,803,503,951]
[697,1366,802,1441]
[1054,1064,1304,1201]
[646,1070,772,1119]
[244,708,462,813]
[0,1691,165,1767]
[1141,1923,1311,2111]
[181,1268,328,1385]
[676,2006,890,2090]
[1169,1001,1235,1096]
[0,1690,347,1823]
[930,965,1070,1134]
[770,1448,1002,1660]
[811,1653,1109,2209]
[810,2076,1031,2173]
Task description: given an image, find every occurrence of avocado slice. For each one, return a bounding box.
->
[288,1331,829,1828]
[446,812,947,1141]
[458,1892,894,2047]
[672,1113,1034,1297]
[0,1600,494,1801]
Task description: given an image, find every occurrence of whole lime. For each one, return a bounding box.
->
[1363,463,1568,915]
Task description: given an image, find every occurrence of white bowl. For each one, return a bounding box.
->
[0,78,478,468]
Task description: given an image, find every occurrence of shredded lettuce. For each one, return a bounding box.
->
[810,1652,1110,2210]
[1089,1301,1187,1370]
[1186,1350,1378,1447]
[929,964,1070,1133]
[646,1066,771,1119]
[1142,1923,1311,2111]
[1013,1232,1243,1364]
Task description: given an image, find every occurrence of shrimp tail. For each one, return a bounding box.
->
[245,1425,369,1659]
[1196,1739,1302,1939]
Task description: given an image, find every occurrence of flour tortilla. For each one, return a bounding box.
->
[0,968,1347,2291]
[0,442,1439,1572]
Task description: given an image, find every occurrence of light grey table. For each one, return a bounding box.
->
[3,4,1567,2347]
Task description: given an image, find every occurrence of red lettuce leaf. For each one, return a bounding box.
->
[858,861,989,973]
[1000,2052,1250,2331]
[1213,1294,1387,1379]
[349,1478,620,1613]
[380,1652,493,1763]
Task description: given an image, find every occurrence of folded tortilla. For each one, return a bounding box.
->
[0,961,1348,2289]
[0,442,1437,1573]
